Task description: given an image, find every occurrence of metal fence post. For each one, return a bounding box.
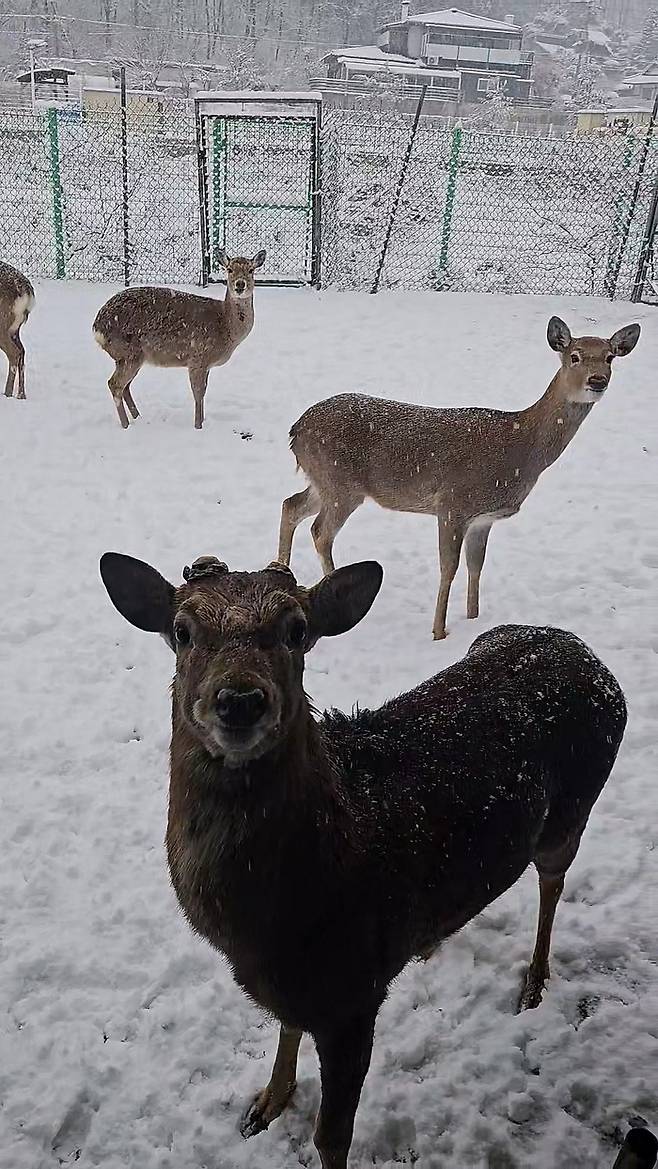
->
[436,123,463,287]
[212,116,225,270]
[605,93,658,299]
[46,108,66,279]
[631,164,658,302]
[310,101,322,288]
[195,102,210,286]
[120,67,130,286]
[370,87,427,294]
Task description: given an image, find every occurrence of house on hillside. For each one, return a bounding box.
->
[622,62,658,105]
[314,5,536,109]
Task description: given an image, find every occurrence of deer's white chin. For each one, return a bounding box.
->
[569,387,605,405]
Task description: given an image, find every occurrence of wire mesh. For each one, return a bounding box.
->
[0,98,198,285]
[0,108,60,279]
[203,114,317,283]
[320,108,658,300]
[0,100,656,301]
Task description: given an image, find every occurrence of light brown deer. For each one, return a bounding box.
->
[0,261,35,400]
[278,316,640,639]
[93,249,265,429]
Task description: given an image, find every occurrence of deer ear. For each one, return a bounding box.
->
[610,323,640,357]
[547,316,572,352]
[216,248,230,270]
[252,249,266,268]
[306,562,383,645]
[100,553,176,648]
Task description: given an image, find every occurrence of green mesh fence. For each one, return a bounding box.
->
[1,100,656,300]
[320,107,658,300]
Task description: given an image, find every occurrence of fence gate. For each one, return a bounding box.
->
[195,92,321,286]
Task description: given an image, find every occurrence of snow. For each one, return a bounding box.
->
[405,8,521,33]
[1,282,657,1169]
[323,46,418,65]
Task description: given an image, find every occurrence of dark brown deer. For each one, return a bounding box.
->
[278,317,640,639]
[0,260,35,400]
[100,551,627,1169]
[612,1128,658,1169]
[93,249,265,429]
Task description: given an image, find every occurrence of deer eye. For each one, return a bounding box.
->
[285,617,307,650]
[605,353,613,365]
[570,352,581,365]
[174,622,192,648]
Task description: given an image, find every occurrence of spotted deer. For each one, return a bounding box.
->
[0,261,35,400]
[100,550,626,1169]
[93,249,265,429]
[278,317,640,639]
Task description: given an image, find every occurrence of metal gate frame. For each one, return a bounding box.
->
[194,91,322,288]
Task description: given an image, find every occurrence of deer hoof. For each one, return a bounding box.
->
[240,1082,297,1140]
[517,973,545,1013]
[433,629,448,641]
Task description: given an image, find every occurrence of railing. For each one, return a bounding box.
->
[426,44,534,67]
[0,86,82,112]
[310,76,460,101]
[312,77,553,109]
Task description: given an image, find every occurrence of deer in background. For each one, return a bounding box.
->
[93,249,265,430]
[0,261,35,400]
[278,317,641,639]
[100,550,626,1169]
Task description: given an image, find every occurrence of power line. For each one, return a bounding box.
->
[0,9,340,50]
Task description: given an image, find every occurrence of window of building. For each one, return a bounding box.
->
[477,76,506,93]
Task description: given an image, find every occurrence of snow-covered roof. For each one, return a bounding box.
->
[534,40,563,57]
[322,45,417,66]
[197,90,322,102]
[579,105,653,115]
[405,8,521,33]
[623,73,658,87]
[587,27,610,47]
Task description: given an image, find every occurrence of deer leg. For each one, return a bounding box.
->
[432,515,464,640]
[2,336,21,397]
[277,485,320,566]
[123,384,139,419]
[108,358,142,429]
[517,869,565,1012]
[465,520,493,620]
[189,367,209,430]
[313,1013,376,1169]
[241,1024,302,1139]
[311,495,363,577]
[14,331,26,398]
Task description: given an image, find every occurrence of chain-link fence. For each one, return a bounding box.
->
[0,98,198,284]
[202,113,319,284]
[1,99,656,301]
[320,106,658,301]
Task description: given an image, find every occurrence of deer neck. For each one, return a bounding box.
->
[224,288,254,338]
[167,698,350,861]
[518,371,594,475]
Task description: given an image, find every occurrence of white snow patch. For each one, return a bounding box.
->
[0,282,656,1169]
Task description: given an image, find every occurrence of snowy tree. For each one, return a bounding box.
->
[223,40,264,89]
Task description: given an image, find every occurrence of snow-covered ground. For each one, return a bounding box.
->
[1,283,656,1169]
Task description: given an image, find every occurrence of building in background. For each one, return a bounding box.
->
[622,61,658,105]
[314,6,536,110]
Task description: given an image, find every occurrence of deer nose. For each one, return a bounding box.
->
[588,375,608,391]
[215,688,267,728]
[234,279,246,294]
